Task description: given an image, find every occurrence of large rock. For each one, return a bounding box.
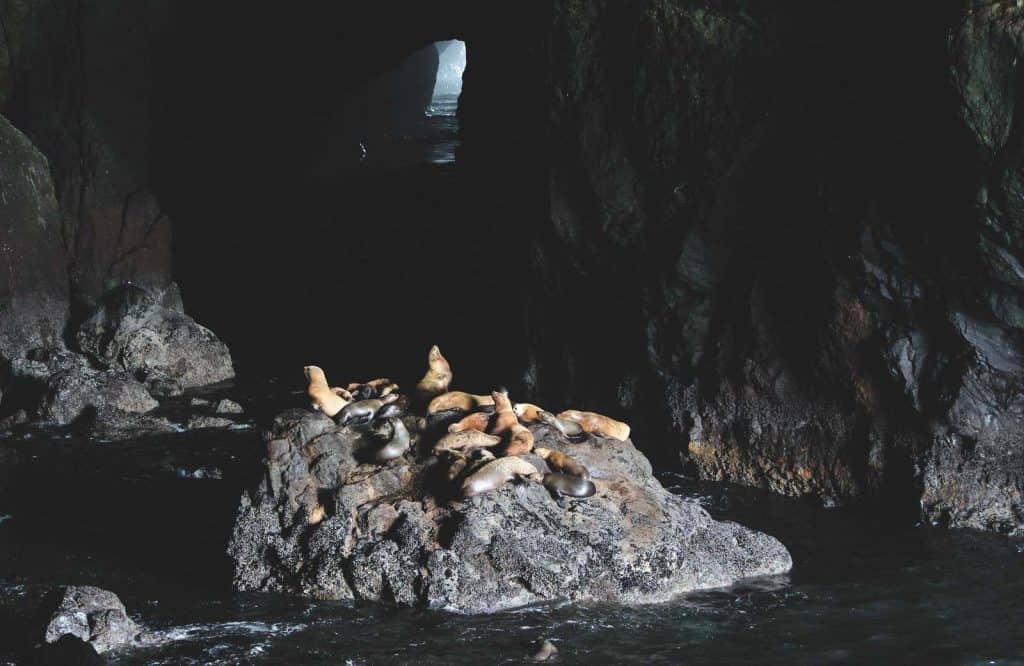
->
[40,586,141,654]
[75,282,234,389]
[0,113,69,362]
[35,366,158,427]
[228,409,791,612]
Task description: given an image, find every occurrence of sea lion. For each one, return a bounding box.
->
[434,429,502,455]
[556,410,630,441]
[448,411,491,433]
[427,391,495,415]
[536,410,588,442]
[534,447,589,478]
[512,402,546,423]
[376,395,409,420]
[346,378,398,400]
[445,448,495,482]
[489,390,518,434]
[503,423,535,456]
[415,345,452,403]
[337,393,400,426]
[531,639,559,662]
[460,456,543,497]
[543,472,596,498]
[304,365,351,417]
[369,417,410,463]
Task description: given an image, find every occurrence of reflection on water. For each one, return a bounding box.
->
[1,388,1023,664]
[365,93,460,167]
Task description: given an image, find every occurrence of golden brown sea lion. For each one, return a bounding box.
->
[489,390,518,434]
[304,365,351,417]
[543,473,596,498]
[512,402,546,423]
[503,423,535,456]
[448,411,492,433]
[460,456,542,497]
[427,391,495,415]
[534,447,589,478]
[415,345,452,403]
[434,429,502,455]
[556,410,630,441]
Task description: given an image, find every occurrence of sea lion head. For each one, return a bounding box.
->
[304,365,326,384]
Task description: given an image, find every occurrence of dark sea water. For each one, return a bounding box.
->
[0,377,1022,665]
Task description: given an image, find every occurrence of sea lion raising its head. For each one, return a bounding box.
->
[534,447,589,479]
[304,365,351,417]
[460,456,543,498]
[415,345,452,403]
[489,389,519,434]
[556,410,630,441]
[427,391,495,415]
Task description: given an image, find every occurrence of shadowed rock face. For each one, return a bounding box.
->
[228,409,791,612]
[40,586,140,654]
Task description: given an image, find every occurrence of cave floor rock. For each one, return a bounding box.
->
[229,409,792,613]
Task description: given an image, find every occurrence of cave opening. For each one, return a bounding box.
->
[153,17,533,393]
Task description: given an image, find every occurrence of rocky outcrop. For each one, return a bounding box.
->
[492,1,1024,535]
[228,408,791,612]
[75,282,234,390]
[0,113,68,362]
[40,586,143,654]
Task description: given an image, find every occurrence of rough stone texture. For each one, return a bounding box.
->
[41,586,140,654]
[75,282,234,389]
[0,113,69,361]
[229,409,791,612]
[36,367,158,427]
[477,1,1024,535]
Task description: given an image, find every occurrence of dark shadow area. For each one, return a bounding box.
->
[152,5,536,391]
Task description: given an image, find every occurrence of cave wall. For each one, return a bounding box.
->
[2,0,1022,532]
[521,0,1024,533]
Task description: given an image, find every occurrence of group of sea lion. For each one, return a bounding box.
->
[303,345,631,501]
[303,365,410,462]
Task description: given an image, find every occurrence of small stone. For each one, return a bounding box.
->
[214,398,244,414]
[532,639,559,661]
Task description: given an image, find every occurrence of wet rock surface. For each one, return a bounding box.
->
[229,409,791,612]
[40,586,143,654]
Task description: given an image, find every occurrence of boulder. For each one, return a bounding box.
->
[228,409,791,612]
[40,586,141,654]
[75,282,233,389]
[36,367,158,427]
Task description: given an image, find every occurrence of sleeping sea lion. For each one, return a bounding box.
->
[337,393,399,426]
[460,456,543,497]
[503,423,535,456]
[427,391,495,415]
[534,447,589,478]
[543,473,596,498]
[434,429,502,455]
[369,416,410,462]
[556,410,630,441]
[512,402,546,423]
[448,411,492,433]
